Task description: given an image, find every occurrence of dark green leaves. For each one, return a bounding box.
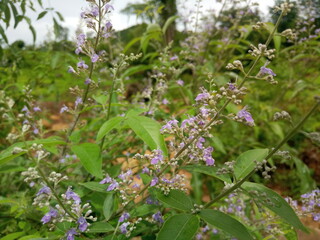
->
[182,165,231,183]
[126,115,168,156]
[199,209,253,240]
[234,149,269,179]
[157,214,199,240]
[71,143,102,178]
[88,222,114,233]
[156,190,193,211]
[242,182,307,232]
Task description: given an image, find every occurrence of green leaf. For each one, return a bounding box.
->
[242,182,307,232]
[126,115,168,156]
[122,65,152,78]
[0,25,8,43]
[0,232,24,240]
[88,222,115,233]
[211,136,226,154]
[199,209,253,240]
[97,116,124,141]
[157,214,199,240]
[71,143,102,178]
[103,193,114,220]
[156,189,193,211]
[181,165,231,183]
[37,11,48,20]
[162,15,179,34]
[79,182,106,193]
[130,204,158,217]
[234,149,269,179]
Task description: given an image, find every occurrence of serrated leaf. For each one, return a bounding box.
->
[71,143,102,178]
[181,165,231,183]
[157,214,199,240]
[97,116,124,141]
[199,209,253,240]
[242,182,307,232]
[126,115,168,156]
[88,222,114,233]
[103,193,114,220]
[156,189,193,211]
[234,149,269,179]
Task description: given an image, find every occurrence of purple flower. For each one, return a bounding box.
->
[260,66,276,76]
[91,53,99,63]
[119,212,130,222]
[162,98,169,105]
[152,211,164,223]
[120,222,130,234]
[142,166,150,175]
[37,186,51,196]
[78,217,88,232]
[203,147,215,166]
[237,106,254,123]
[176,80,184,86]
[41,208,58,224]
[77,61,89,69]
[60,105,69,114]
[91,6,99,17]
[150,177,158,187]
[105,4,114,12]
[66,228,78,240]
[85,78,92,85]
[68,66,76,73]
[151,149,163,165]
[103,32,112,38]
[105,21,112,30]
[228,83,236,90]
[195,92,210,101]
[75,47,82,55]
[77,33,86,46]
[65,187,81,204]
[196,137,205,149]
[107,180,119,191]
[21,106,29,112]
[161,119,178,132]
[33,127,39,135]
[75,97,83,107]
[170,55,178,61]
[33,106,41,112]
[100,174,112,184]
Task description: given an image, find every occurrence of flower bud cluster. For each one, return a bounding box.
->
[252,21,265,30]
[273,111,291,122]
[249,44,276,60]
[274,2,294,15]
[226,60,244,72]
[254,159,276,179]
[219,83,247,105]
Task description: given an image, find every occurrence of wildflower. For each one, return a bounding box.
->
[150,177,158,187]
[78,217,88,232]
[176,80,184,86]
[60,105,69,114]
[21,106,29,112]
[228,83,236,90]
[41,208,58,224]
[161,119,178,132]
[100,174,112,184]
[151,149,163,165]
[85,78,92,85]
[105,21,112,30]
[77,61,89,69]
[170,55,178,61]
[65,187,81,204]
[260,66,276,76]
[105,4,114,12]
[119,212,130,222]
[237,106,254,123]
[68,66,76,73]
[33,127,39,135]
[37,186,51,196]
[75,97,83,107]
[77,33,86,46]
[66,228,78,240]
[196,137,205,149]
[107,180,119,191]
[75,47,82,55]
[203,147,215,166]
[91,6,99,17]
[152,211,164,223]
[91,53,99,63]
[142,166,150,175]
[120,222,130,234]
[195,92,210,102]
[162,98,169,105]
[33,106,41,112]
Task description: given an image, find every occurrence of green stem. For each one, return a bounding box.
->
[204,98,320,208]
